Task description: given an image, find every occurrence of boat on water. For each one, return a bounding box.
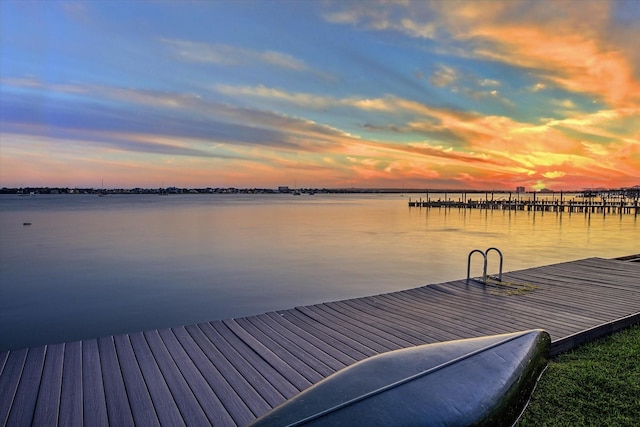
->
[249,329,550,427]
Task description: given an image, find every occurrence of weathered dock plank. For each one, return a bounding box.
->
[0,352,9,375]
[238,316,336,377]
[0,257,638,426]
[0,349,27,425]
[143,329,211,426]
[337,298,439,344]
[156,328,236,426]
[220,319,312,393]
[98,336,136,426]
[276,308,376,359]
[6,346,45,426]
[390,287,517,336]
[172,326,255,426]
[254,313,351,370]
[80,339,109,426]
[181,324,273,416]
[202,322,297,402]
[58,342,84,426]
[32,344,64,426]
[298,305,399,353]
[315,302,414,348]
[128,332,185,426]
[112,334,161,427]
[225,318,322,386]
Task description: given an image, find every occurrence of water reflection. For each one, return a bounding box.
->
[0,194,636,351]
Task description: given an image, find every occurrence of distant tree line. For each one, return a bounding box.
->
[1,185,638,197]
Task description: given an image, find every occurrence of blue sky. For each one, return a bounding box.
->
[1,0,639,190]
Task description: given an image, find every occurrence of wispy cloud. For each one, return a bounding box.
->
[312,0,639,188]
[2,1,638,189]
[4,74,637,188]
[1,79,356,160]
[211,83,639,177]
[429,64,457,88]
[161,39,309,71]
[215,84,335,109]
[326,0,640,108]
[323,1,436,38]
[428,64,512,105]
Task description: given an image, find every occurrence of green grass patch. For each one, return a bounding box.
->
[517,323,640,426]
[485,277,540,296]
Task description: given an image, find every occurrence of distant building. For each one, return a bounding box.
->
[516,186,525,193]
[278,186,290,193]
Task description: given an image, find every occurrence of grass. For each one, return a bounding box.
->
[484,277,540,296]
[517,323,640,426]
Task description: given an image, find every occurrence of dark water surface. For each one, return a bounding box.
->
[1,193,637,351]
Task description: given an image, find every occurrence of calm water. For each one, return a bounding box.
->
[1,193,637,351]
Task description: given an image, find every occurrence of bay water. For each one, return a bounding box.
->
[1,193,637,351]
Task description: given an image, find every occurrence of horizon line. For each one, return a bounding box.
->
[2,185,639,194]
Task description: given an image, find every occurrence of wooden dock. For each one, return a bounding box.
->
[1,257,639,426]
[408,198,639,215]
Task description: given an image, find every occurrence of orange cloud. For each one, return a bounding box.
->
[430,0,640,108]
[208,82,639,189]
[329,1,640,108]
[542,171,567,179]
[3,57,637,190]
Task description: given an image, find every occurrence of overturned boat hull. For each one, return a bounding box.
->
[249,329,550,426]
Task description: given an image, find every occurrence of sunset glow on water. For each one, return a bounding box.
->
[1,1,639,353]
[1,193,637,351]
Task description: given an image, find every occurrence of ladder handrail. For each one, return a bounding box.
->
[467,249,487,284]
[467,247,503,284]
[485,247,503,282]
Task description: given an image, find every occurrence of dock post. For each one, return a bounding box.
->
[533,191,536,211]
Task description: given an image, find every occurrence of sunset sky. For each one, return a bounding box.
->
[1,0,639,190]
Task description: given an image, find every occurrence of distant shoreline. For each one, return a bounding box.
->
[2,185,639,196]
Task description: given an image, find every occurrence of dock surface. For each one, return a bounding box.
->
[1,257,639,426]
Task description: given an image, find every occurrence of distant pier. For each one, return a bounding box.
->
[409,189,639,215]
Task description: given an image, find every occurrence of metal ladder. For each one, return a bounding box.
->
[467,247,503,284]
